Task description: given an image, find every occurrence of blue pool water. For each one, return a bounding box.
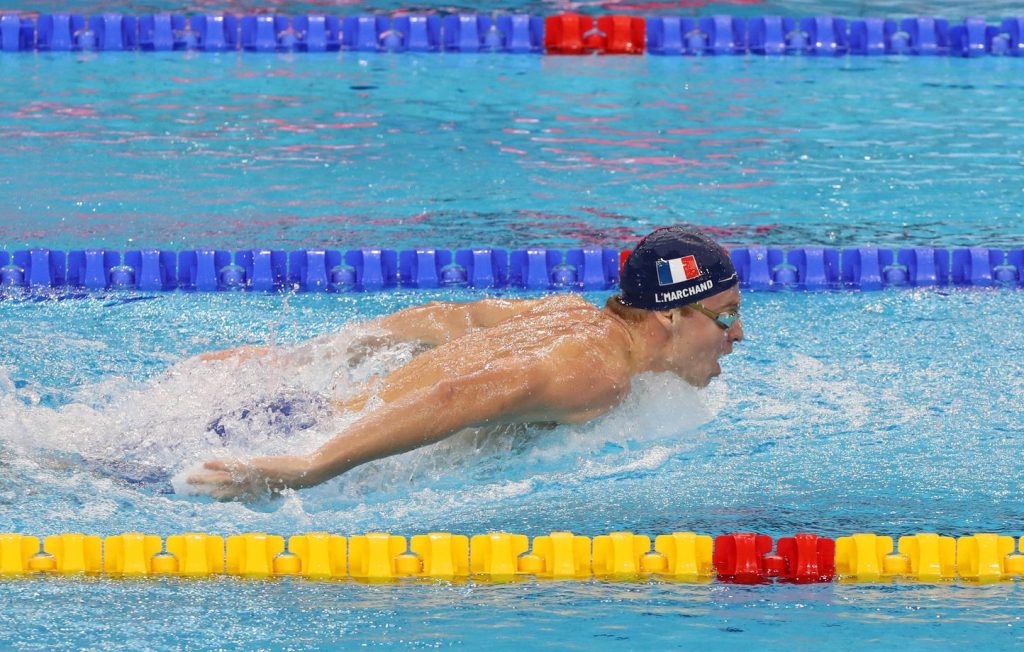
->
[3,1,1024,648]
[2,54,1024,251]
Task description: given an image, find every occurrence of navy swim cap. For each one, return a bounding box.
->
[618,226,738,310]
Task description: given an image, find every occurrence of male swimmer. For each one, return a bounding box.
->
[187,226,744,500]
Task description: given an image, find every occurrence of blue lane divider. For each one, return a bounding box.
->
[1,246,1022,293]
[3,12,1024,56]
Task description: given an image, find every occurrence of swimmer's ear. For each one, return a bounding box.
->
[652,309,675,330]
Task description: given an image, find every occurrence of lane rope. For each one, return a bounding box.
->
[1,246,1019,292]
[1,531,1020,583]
[0,13,1019,57]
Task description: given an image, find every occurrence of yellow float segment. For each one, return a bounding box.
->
[834,533,894,580]
[0,534,40,574]
[956,533,1015,581]
[469,532,529,577]
[28,554,56,572]
[43,533,102,574]
[592,532,651,575]
[150,554,178,574]
[165,533,225,576]
[896,533,956,580]
[103,533,163,576]
[287,533,347,578]
[409,532,470,577]
[226,533,286,577]
[348,532,408,579]
[528,531,591,578]
[653,532,714,578]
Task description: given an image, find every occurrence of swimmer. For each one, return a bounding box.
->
[188,226,744,500]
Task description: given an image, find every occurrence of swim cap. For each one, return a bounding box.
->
[618,226,738,310]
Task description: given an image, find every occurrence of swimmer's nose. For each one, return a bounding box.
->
[728,319,744,345]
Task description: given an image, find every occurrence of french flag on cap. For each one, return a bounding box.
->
[656,255,702,286]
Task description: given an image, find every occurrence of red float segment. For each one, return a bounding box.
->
[597,16,645,54]
[713,533,773,583]
[619,249,631,275]
[544,13,592,54]
[545,14,645,54]
[762,554,786,577]
[775,533,835,583]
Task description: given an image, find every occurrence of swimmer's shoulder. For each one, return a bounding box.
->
[528,293,601,316]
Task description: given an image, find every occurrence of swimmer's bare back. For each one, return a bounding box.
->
[188,295,637,500]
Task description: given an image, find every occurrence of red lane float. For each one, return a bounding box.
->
[713,533,773,583]
[713,533,836,583]
[544,13,644,54]
[775,533,836,583]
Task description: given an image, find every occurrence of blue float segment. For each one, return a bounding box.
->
[0,252,24,287]
[398,249,453,288]
[67,249,119,289]
[292,15,341,52]
[11,248,66,288]
[692,15,741,54]
[951,248,1004,286]
[37,14,85,51]
[342,249,397,291]
[442,14,493,52]
[392,15,441,52]
[233,250,285,291]
[178,250,231,291]
[786,248,840,289]
[839,247,884,290]
[454,248,508,288]
[341,15,388,52]
[950,17,988,57]
[509,249,563,289]
[746,16,791,55]
[247,250,282,290]
[138,14,186,51]
[731,247,783,290]
[901,16,950,55]
[895,247,947,286]
[241,15,290,52]
[287,250,340,291]
[995,18,1024,56]
[123,250,177,291]
[1004,250,1024,284]
[801,16,848,55]
[0,15,29,52]
[564,248,619,290]
[494,14,543,53]
[849,18,886,55]
[883,19,911,54]
[87,14,136,51]
[191,14,239,51]
[645,17,685,55]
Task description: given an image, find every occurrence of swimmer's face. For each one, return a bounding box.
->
[660,287,743,387]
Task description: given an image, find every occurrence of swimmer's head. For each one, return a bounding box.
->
[610,226,743,386]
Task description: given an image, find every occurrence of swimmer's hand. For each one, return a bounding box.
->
[186,456,315,501]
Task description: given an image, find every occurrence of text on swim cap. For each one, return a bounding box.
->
[654,279,714,303]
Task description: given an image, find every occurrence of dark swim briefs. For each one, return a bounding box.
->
[206,390,330,442]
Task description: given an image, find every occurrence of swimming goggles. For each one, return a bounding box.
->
[688,302,741,330]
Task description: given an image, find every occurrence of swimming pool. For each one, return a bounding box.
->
[3,2,1024,649]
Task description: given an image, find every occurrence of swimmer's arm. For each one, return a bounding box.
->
[189,360,547,497]
[368,299,547,346]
